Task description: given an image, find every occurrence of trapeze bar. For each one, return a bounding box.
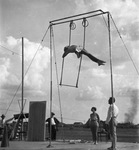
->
[59,84,78,88]
[51,12,108,26]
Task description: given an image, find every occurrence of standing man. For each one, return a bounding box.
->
[0,114,5,128]
[46,112,60,141]
[105,97,119,150]
[0,114,5,135]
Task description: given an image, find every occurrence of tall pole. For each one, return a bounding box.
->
[108,12,115,150]
[108,13,114,98]
[21,37,24,114]
[47,24,53,148]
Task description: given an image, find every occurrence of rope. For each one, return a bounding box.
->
[60,19,89,88]
[60,21,77,87]
[76,18,88,87]
[60,58,64,86]
[4,25,50,115]
[51,27,63,124]
[102,12,139,76]
[109,13,139,75]
[0,45,22,56]
[51,26,65,141]
[101,14,108,28]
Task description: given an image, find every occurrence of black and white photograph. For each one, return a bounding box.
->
[0,0,139,150]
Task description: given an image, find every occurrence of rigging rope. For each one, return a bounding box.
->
[60,19,89,88]
[51,27,63,124]
[4,25,50,115]
[76,18,89,87]
[109,13,139,75]
[59,20,77,87]
[102,13,139,76]
[0,45,22,56]
[51,26,65,141]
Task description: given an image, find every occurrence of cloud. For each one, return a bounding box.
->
[23,38,50,90]
[6,36,18,47]
[0,58,10,87]
[74,0,88,13]
[0,36,50,103]
[1,0,139,123]
[91,68,107,77]
[76,85,105,101]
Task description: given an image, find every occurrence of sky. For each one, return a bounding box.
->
[0,0,139,124]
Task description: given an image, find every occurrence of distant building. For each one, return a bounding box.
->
[73,122,83,127]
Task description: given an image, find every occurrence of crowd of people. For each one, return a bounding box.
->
[45,97,119,150]
[0,96,119,150]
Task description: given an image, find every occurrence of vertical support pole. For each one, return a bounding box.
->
[21,37,24,114]
[108,13,114,98]
[108,12,115,150]
[21,37,24,140]
[47,23,53,148]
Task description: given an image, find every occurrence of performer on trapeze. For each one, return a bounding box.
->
[62,45,106,66]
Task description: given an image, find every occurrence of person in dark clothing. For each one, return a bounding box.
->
[90,107,100,144]
[62,45,106,66]
[46,112,60,141]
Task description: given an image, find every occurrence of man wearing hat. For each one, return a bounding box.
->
[0,114,5,137]
[46,112,60,140]
[0,114,5,128]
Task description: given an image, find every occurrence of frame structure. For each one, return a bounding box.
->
[48,9,115,148]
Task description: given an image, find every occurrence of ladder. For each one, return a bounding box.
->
[13,117,23,140]
[11,113,28,140]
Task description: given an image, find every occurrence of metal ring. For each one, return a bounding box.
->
[70,21,76,30]
[82,18,89,27]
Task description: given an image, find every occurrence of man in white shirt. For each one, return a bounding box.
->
[106,97,119,150]
[46,112,60,141]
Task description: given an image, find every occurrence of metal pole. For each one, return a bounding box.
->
[47,24,53,148]
[50,9,104,23]
[21,37,24,114]
[108,13,114,98]
[108,12,115,150]
[20,37,24,140]
[51,12,107,26]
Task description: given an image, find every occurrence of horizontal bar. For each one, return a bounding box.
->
[59,84,78,88]
[50,9,104,24]
[51,11,108,26]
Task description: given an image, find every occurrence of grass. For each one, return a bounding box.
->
[46,126,139,143]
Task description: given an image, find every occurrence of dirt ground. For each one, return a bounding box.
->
[0,140,139,150]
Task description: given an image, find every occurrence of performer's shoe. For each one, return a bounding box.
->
[98,61,106,66]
